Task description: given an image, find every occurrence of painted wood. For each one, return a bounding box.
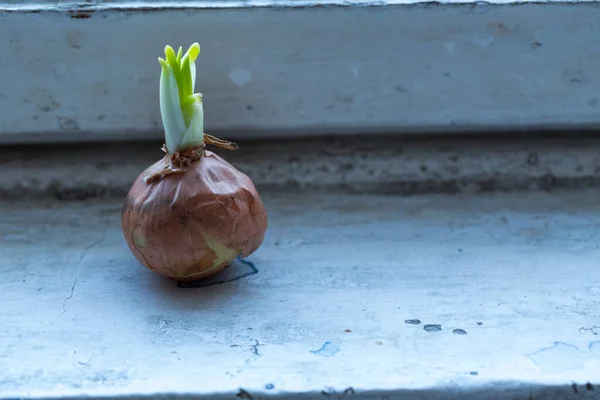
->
[2,3,600,143]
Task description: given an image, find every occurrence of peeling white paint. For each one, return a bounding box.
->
[228,68,253,87]
[3,0,600,11]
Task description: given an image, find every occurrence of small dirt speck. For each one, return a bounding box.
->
[526,152,539,166]
[339,162,354,172]
[345,329,352,333]
[452,328,468,335]
[586,382,594,391]
[448,165,460,175]
[69,11,92,19]
[265,383,274,390]
[405,319,421,325]
[477,321,483,326]
[236,389,254,400]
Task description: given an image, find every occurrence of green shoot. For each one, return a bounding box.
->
[158,42,203,154]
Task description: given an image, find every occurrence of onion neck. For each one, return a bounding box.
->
[158,43,205,154]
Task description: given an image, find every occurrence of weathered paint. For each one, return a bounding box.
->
[1,190,599,399]
[2,3,600,143]
[3,0,599,10]
[4,135,600,200]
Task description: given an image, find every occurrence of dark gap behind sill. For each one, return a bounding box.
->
[2,131,600,201]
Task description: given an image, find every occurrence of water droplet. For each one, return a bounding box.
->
[265,383,274,390]
[405,319,421,325]
[423,324,442,332]
[453,329,468,335]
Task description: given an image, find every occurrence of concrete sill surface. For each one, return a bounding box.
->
[1,188,599,400]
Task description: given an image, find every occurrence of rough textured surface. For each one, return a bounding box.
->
[1,189,599,399]
[3,4,600,143]
[7,0,594,8]
[4,135,600,199]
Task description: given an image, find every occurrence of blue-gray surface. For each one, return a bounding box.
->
[4,3,600,144]
[0,190,599,399]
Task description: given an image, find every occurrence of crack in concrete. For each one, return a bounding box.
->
[579,326,600,335]
[60,219,111,316]
[77,352,95,369]
[249,339,262,356]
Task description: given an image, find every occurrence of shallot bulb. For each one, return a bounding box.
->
[121,43,268,281]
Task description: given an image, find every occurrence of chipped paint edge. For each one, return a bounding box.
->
[2,381,599,400]
[3,0,600,11]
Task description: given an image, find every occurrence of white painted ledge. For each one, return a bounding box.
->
[1,190,599,399]
[2,1,600,144]
[5,0,598,9]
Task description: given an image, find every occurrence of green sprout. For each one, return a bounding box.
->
[158,42,203,154]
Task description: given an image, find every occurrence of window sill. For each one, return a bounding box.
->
[1,187,599,399]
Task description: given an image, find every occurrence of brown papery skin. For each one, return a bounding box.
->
[121,150,268,281]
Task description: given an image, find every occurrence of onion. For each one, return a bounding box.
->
[121,43,268,281]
